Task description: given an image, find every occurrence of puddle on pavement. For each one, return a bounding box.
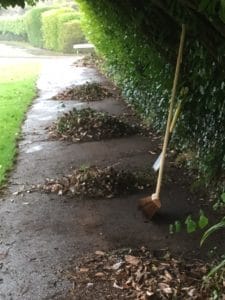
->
[25,144,43,153]
[37,64,103,99]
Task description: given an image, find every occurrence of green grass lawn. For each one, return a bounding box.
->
[0,62,40,185]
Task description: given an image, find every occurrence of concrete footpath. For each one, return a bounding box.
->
[0,44,217,300]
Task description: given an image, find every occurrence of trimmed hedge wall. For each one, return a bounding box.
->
[42,8,85,52]
[77,0,225,185]
[0,6,85,53]
[58,19,85,53]
[25,7,53,48]
[0,16,27,41]
[42,8,69,51]
[57,12,85,52]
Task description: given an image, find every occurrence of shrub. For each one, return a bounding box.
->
[0,6,85,53]
[0,16,27,41]
[42,8,75,51]
[0,32,25,41]
[58,19,85,53]
[25,7,53,48]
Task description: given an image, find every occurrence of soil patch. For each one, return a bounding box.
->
[36,165,153,199]
[52,81,114,101]
[65,247,221,300]
[49,108,140,142]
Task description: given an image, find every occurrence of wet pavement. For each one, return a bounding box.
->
[0,43,221,300]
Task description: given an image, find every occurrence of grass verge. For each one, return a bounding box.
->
[0,62,40,184]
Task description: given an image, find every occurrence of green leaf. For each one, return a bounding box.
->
[201,217,225,246]
[185,215,191,225]
[175,220,181,232]
[199,0,217,14]
[221,193,225,203]
[207,258,225,278]
[187,220,197,233]
[198,210,209,229]
[219,0,225,22]
[199,0,211,12]
[185,216,197,233]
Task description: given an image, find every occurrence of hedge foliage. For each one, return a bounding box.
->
[25,7,53,48]
[0,0,35,9]
[42,8,70,51]
[42,8,85,52]
[0,16,27,41]
[0,6,85,53]
[57,12,85,52]
[58,19,85,53]
[77,0,225,185]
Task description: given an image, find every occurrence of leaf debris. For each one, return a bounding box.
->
[49,108,140,142]
[36,166,153,199]
[52,82,113,102]
[65,248,222,300]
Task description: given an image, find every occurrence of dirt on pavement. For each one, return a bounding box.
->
[0,44,224,300]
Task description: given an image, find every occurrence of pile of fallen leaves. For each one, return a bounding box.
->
[65,248,223,300]
[52,82,113,101]
[49,108,140,142]
[38,166,152,198]
[73,54,99,68]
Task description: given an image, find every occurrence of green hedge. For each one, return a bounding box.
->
[0,7,85,53]
[42,8,67,50]
[57,11,83,52]
[58,19,85,53]
[42,8,85,52]
[77,0,225,185]
[0,16,27,41]
[25,7,53,48]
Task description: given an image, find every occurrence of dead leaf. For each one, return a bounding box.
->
[125,255,140,266]
[158,283,173,294]
[164,270,173,281]
[113,281,123,290]
[146,291,154,297]
[86,283,94,288]
[111,262,124,270]
[187,288,197,297]
[79,268,89,273]
[95,272,104,277]
[95,250,105,256]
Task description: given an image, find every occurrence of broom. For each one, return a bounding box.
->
[139,24,186,218]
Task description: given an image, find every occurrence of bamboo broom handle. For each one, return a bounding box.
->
[169,100,182,133]
[155,24,186,197]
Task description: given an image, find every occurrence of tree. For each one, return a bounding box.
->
[0,0,35,8]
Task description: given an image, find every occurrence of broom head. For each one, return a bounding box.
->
[138,193,161,219]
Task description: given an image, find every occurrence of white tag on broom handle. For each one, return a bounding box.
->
[153,153,162,172]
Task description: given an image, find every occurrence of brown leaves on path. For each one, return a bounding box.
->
[49,108,140,142]
[38,165,153,199]
[65,247,221,300]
